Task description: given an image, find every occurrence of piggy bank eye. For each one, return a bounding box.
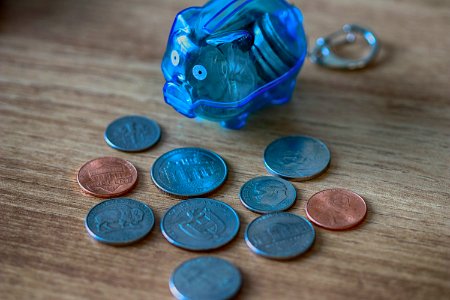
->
[192,65,207,80]
[171,50,180,66]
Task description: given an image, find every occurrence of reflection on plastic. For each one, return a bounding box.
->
[161,0,307,129]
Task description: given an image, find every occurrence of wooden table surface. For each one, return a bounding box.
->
[1,0,449,299]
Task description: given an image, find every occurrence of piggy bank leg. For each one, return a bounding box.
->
[220,113,249,129]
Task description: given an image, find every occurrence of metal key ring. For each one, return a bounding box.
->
[309,24,380,70]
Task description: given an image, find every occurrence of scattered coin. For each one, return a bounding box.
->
[264,135,331,181]
[161,198,239,251]
[151,147,227,197]
[85,198,154,245]
[306,188,367,230]
[239,176,297,214]
[104,115,161,152]
[77,157,138,198]
[169,256,242,300]
[245,212,315,260]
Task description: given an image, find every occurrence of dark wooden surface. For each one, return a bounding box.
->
[1,0,449,299]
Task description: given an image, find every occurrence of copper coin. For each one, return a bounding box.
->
[77,157,138,198]
[306,188,367,230]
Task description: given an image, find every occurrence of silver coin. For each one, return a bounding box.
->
[161,198,240,251]
[239,176,297,214]
[104,115,161,152]
[85,198,154,245]
[151,147,227,197]
[264,135,331,181]
[245,212,315,259]
[170,256,242,300]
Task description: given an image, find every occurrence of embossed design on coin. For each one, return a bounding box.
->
[264,135,331,181]
[161,198,239,251]
[104,115,161,152]
[245,212,315,259]
[170,256,242,300]
[85,198,154,245]
[306,188,367,230]
[151,147,227,197]
[77,157,138,198]
[240,176,297,214]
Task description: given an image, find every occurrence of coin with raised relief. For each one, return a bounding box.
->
[306,188,367,230]
[264,135,331,181]
[170,256,242,300]
[239,176,297,214]
[151,147,227,197]
[85,198,154,245]
[77,157,138,198]
[245,212,315,260]
[161,198,239,251]
[104,115,161,152]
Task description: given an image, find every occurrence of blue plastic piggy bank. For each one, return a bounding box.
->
[161,0,307,129]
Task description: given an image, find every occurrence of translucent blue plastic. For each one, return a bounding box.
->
[161,0,307,129]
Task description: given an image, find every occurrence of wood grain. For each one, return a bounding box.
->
[1,0,449,299]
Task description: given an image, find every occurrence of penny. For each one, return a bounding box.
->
[161,198,239,251]
[151,147,227,197]
[264,135,331,181]
[85,198,154,245]
[239,176,297,214]
[169,256,242,300]
[77,157,138,198]
[104,115,161,152]
[245,212,315,260]
[306,188,367,230]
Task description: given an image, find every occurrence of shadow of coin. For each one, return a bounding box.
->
[91,228,156,248]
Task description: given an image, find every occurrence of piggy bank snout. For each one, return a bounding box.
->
[163,82,195,118]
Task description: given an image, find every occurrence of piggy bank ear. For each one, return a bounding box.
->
[206,30,253,51]
[171,7,200,34]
